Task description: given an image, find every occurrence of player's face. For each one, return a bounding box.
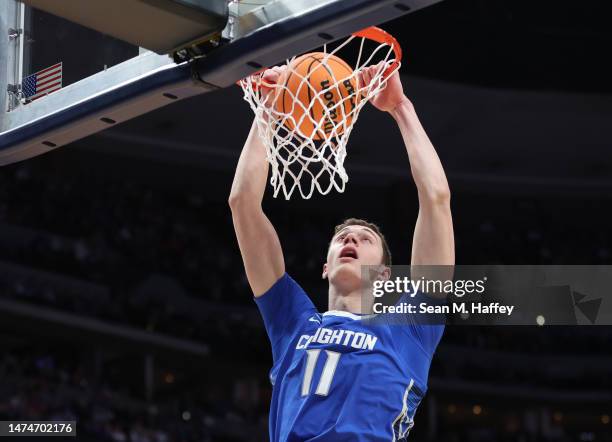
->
[324,225,385,283]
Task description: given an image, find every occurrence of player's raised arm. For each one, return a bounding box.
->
[392,97,454,267]
[229,69,286,296]
[361,66,454,266]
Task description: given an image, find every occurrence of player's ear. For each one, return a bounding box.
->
[322,263,328,279]
[379,265,391,281]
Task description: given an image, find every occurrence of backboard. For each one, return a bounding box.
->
[0,0,444,165]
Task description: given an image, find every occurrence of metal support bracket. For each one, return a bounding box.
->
[8,27,23,40]
[6,84,22,112]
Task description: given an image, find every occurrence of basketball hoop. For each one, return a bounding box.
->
[239,26,402,200]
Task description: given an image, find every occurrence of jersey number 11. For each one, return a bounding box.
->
[301,349,341,396]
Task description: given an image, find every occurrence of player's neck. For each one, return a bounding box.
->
[327,285,364,314]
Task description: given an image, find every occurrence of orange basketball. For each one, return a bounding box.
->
[275,52,357,140]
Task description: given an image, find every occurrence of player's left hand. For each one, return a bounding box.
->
[358,62,408,113]
[260,65,287,108]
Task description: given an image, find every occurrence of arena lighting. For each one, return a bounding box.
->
[164,372,175,384]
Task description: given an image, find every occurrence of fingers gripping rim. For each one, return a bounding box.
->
[352,26,402,79]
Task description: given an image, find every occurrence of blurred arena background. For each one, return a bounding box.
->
[1,1,612,441]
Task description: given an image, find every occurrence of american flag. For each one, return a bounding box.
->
[22,62,63,102]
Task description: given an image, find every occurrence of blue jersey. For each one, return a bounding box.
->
[254,273,444,441]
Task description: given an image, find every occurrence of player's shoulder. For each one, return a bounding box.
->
[304,312,324,326]
[256,272,308,300]
[254,272,319,325]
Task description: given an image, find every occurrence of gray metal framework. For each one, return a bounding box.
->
[1,0,25,113]
[0,0,444,165]
[20,0,228,54]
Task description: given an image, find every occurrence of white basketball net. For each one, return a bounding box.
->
[239,30,400,199]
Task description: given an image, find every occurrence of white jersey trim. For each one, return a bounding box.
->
[323,310,378,320]
[391,379,415,441]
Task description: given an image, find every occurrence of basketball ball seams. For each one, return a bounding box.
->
[281,70,289,120]
[326,58,352,129]
[314,55,339,140]
[317,55,355,139]
[307,54,344,140]
[285,55,319,134]
[305,56,322,138]
[281,58,300,131]
[275,52,356,141]
[290,54,331,140]
[281,55,308,131]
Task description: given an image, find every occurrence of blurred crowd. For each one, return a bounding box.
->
[0,349,270,442]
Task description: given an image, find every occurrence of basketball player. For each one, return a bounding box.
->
[229,63,454,441]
